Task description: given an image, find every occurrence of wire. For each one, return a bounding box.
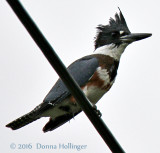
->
[6,0,125,152]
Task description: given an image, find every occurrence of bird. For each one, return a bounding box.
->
[6,8,152,133]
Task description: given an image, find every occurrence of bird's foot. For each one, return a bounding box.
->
[92,104,102,117]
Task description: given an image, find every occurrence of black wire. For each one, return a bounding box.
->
[6,0,125,152]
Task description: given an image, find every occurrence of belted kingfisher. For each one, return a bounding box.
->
[6,9,152,132]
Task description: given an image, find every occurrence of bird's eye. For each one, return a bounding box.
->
[111,32,120,38]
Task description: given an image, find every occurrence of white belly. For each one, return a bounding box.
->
[82,85,106,104]
[41,85,106,119]
[42,78,114,118]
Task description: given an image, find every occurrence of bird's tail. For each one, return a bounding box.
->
[6,106,41,130]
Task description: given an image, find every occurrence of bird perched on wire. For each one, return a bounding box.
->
[6,8,152,132]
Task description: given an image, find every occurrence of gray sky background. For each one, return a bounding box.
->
[0,0,160,153]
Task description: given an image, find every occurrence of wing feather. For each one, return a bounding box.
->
[44,56,99,104]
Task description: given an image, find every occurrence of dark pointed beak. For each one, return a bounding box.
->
[120,33,152,43]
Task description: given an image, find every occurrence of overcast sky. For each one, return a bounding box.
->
[0,0,160,153]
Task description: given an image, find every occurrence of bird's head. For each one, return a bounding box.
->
[94,8,152,50]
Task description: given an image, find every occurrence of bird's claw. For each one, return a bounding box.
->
[92,104,102,117]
